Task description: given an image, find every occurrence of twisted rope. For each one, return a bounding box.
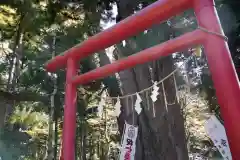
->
[84,27,227,101]
[198,26,228,41]
[100,56,193,100]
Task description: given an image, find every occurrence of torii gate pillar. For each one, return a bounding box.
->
[62,58,78,160]
[194,0,240,158]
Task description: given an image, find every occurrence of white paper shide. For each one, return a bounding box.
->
[134,93,142,115]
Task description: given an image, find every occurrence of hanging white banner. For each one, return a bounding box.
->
[205,115,232,160]
[119,122,138,160]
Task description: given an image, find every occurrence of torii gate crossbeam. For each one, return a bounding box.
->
[45,0,240,159]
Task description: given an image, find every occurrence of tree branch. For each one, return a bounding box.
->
[0,90,49,104]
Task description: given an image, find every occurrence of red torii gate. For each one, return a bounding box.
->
[45,0,240,159]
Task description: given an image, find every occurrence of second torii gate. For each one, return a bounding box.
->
[45,0,240,159]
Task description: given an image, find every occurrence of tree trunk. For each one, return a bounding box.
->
[88,1,188,158]
[45,83,57,160]
[114,42,188,160]
[155,56,188,160]
[97,1,189,159]
[45,36,57,160]
[54,105,59,160]
[3,14,25,129]
[81,120,87,160]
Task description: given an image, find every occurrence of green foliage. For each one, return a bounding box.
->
[0,104,49,159]
[0,0,116,159]
[0,0,239,159]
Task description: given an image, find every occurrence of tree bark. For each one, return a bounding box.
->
[54,101,59,160]
[85,1,189,158]
[100,1,189,159]
[81,120,87,160]
[45,36,57,160]
[4,13,25,129]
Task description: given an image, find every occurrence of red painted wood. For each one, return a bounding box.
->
[62,58,78,160]
[45,0,191,72]
[72,30,204,85]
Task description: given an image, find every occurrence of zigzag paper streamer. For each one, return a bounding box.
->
[135,93,142,114]
[115,97,121,117]
[151,81,159,102]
